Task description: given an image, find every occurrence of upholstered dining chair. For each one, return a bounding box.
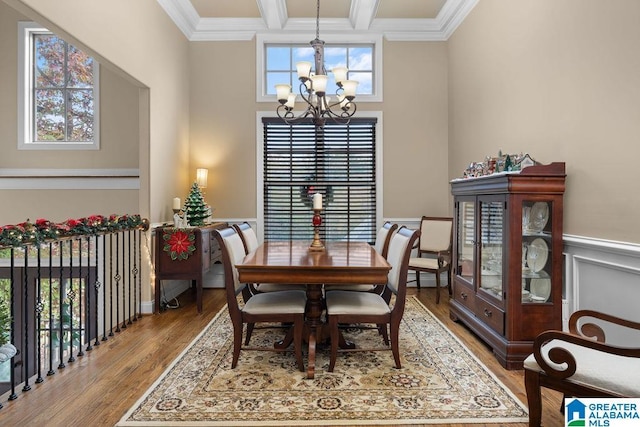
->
[233,222,306,294]
[324,226,420,372]
[407,216,453,304]
[524,309,640,426]
[213,227,307,371]
[324,221,398,293]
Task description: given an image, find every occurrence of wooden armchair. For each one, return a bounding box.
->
[524,309,640,426]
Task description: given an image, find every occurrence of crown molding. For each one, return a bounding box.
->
[158,0,479,42]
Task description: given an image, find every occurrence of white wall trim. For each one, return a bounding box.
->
[0,168,140,190]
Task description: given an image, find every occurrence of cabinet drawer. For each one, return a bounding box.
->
[453,282,476,313]
[475,298,504,335]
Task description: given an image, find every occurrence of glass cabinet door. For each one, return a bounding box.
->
[455,199,475,286]
[479,198,504,301]
[521,200,552,303]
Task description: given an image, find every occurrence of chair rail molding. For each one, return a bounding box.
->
[0,168,140,190]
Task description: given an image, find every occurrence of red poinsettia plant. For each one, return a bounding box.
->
[162,228,196,261]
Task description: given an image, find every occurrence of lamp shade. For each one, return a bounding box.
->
[196,168,208,189]
[332,66,348,84]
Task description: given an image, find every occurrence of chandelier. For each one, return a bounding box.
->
[275,0,358,127]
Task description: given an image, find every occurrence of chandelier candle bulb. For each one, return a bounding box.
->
[342,80,359,99]
[276,84,292,103]
[285,93,296,109]
[332,66,348,84]
[296,61,312,80]
[313,193,323,210]
[310,74,327,95]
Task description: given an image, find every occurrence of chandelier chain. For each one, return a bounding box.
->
[316,0,320,40]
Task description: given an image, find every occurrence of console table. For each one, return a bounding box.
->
[154,222,227,313]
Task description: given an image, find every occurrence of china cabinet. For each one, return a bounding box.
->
[449,163,565,369]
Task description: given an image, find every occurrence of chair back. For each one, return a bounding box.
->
[374,221,399,258]
[386,227,420,309]
[418,216,453,253]
[233,222,259,255]
[213,227,248,317]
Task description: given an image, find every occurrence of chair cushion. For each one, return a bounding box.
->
[324,284,377,292]
[243,290,307,315]
[325,290,390,316]
[255,283,307,292]
[523,339,640,397]
[408,257,446,270]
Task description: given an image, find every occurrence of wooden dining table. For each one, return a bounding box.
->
[236,240,391,379]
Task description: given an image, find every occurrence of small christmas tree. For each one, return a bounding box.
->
[184,182,209,226]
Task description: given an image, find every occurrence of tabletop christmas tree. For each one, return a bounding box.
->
[184,182,209,226]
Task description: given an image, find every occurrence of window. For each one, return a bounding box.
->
[257,34,382,103]
[265,44,373,97]
[18,22,99,150]
[261,116,379,242]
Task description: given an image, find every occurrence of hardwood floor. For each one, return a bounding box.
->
[0,287,564,426]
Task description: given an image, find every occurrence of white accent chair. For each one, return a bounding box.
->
[213,226,307,371]
[324,226,420,372]
[233,222,306,293]
[407,216,453,303]
[524,309,640,426]
[324,221,398,293]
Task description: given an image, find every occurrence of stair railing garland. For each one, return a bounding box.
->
[0,214,149,249]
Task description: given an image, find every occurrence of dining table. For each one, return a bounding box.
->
[236,240,391,379]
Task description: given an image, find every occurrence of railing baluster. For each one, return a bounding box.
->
[77,238,84,358]
[22,248,31,392]
[115,233,121,333]
[133,230,139,322]
[94,235,102,347]
[121,231,127,330]
[85,236,93,352]
[47,242,55,377]
[8,248,17,401]
[35,245,43,383]
[58,243,65,370]
[108,234,114,338]
[67,240,75,364]
[102,235,107,341]
[128,230,133,325]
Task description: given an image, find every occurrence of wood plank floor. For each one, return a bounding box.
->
[0,287,564,426]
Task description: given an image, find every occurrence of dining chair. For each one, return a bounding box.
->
[407,216,453,304]
[324,226,420,372]
[213,226,307,371]
[233,222,307,293]
[324,221,398,293]
[524,309,640,426]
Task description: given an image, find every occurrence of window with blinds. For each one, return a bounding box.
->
[262,117,377,242]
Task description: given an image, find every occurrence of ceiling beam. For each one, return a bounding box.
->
[256,0,288,30]
[349,0,380,30]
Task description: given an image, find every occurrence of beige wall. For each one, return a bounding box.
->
[188,39,451,219]
[3,0,192,225]
[448,0,640,243]
[0,2,140,224]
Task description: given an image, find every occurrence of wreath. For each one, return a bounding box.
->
[162,228,196,261]
[299,177,334,209]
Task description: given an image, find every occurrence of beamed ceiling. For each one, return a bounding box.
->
[157,0,479,41]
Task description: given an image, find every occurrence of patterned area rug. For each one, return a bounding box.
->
[118,297,528,426]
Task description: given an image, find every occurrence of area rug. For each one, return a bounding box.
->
[117,297,528,426]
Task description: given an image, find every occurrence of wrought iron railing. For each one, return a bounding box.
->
[0,214,149,408]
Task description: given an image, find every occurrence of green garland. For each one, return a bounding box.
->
[0,214,148,248]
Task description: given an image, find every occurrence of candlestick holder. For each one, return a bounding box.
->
[309,209,325,251]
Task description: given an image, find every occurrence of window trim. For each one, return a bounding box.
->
[17,21,100,150]
[256,111,383,242]
[256,33,383,103]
